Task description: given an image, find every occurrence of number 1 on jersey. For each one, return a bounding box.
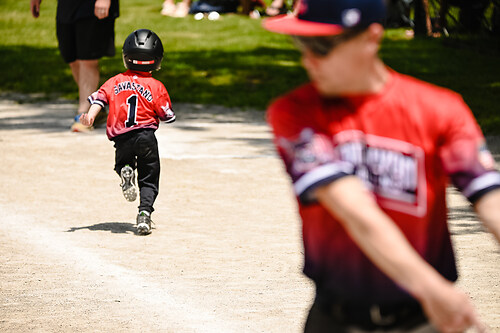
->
[125,94,138,127]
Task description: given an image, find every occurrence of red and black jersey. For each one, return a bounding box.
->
[88,70,175,140]
[267,69,500,305]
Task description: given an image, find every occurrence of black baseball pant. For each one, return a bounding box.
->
[113,129,160,214]
[304,296,439,333]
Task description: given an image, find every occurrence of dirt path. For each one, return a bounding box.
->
[0,99,498,332]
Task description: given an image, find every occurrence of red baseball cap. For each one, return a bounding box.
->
[262,0,386,36]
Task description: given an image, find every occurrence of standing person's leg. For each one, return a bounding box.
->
[413,0,432,36]
[69,59,100,132]
[57,21,84,114]
[421,0,433,36]
[70,16,115,131]
[69,59,100,115]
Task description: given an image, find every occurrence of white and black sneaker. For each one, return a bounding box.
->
[136,211,152,235]
[120,165,137,202]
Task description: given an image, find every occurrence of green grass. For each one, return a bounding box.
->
[381,29,500,134]
[1,0,500,133]
[0,0,305,110]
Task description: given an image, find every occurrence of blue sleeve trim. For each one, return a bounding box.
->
[164,115,176,123]
[469,184,500,204]
[298,172,351,205]
[88,95,106,108]
[459,171,500,202]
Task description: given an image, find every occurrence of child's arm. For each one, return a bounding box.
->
[80,104,103,126]
[159,102,176,123]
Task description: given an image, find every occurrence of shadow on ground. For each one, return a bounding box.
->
[448,205,488,236]
[66,222,136,234]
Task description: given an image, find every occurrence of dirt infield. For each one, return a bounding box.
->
[0,98,498,332]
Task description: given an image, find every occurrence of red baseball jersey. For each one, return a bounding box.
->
[267,70,500,305]
[88,69,175,140]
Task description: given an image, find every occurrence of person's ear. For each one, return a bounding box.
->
[365,23,384,54]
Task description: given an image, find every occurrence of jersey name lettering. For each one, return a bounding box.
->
[333,131,426,216]
[114,81,153,102]
[339,143,418,202]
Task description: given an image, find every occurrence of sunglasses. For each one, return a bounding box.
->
[291,28,366,57]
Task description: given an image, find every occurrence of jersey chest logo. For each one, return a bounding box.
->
[335,130,427,217]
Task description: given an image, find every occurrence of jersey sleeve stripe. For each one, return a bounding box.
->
[164,115,176,123]
[294,162,354,203]
[88,96,105,108]
[461,171,500,201]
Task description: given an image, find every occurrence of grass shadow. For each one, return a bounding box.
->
[380,36,500,134]
[2,35,500,133]
[0,45,307,110]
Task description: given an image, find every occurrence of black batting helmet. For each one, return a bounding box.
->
[122,29,164,72]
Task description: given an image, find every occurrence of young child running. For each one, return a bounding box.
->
[80,29,176,235]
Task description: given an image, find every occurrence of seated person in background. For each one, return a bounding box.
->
[161,0,191,17]
[162,0,266,18]
[189,0,239,14]
[265,0,296,16]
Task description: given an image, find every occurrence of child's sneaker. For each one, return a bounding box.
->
[136,211,152,235]
[120,165,137,202]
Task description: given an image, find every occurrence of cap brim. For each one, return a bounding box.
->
[262,14,344,36]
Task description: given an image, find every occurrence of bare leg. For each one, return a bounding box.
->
[69,59,99,115]
[174,0,191,17]
[265,0,285,16]
[161,0,177,16]
[421,0,433,36]
[241,0,252,15]
[413,0,433,36]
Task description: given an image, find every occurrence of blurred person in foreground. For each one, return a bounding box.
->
[30,0,119,132]
[263,0,500,332]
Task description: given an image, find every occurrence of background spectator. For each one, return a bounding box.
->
[30,0,120,132]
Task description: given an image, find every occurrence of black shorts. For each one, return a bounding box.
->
[56,16,116,63]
